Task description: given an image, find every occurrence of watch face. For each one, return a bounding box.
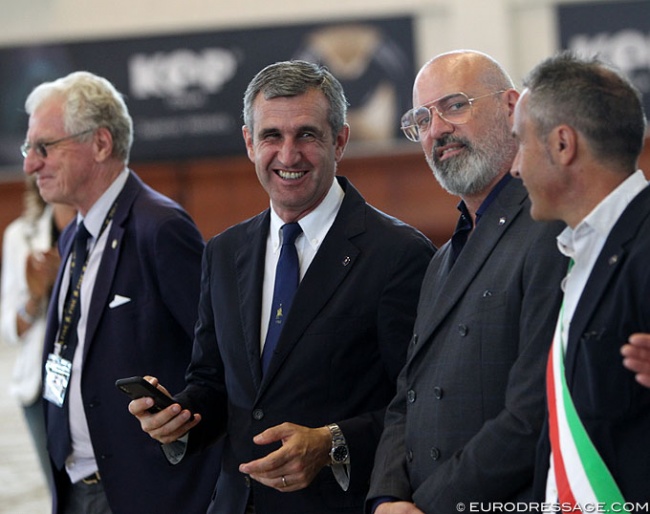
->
[332,445,349,463]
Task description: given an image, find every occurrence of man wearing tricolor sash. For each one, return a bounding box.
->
[511,52,650,508]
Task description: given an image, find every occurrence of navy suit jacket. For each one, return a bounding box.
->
[175,176,435,514]
[534,184,650,503]
[368,178,568,512]
[43,172,220,514]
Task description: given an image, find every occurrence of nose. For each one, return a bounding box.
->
[510,148,522,178]
[22,148,43,176]
[424,109,454,141]
[277,138,301,168]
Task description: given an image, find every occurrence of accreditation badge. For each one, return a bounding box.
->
[44,353,73,408]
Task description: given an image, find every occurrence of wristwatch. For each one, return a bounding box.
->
[327,423,350,465]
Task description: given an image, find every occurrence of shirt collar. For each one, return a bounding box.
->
[269,178,345,251]
[77,168,129,238]
[557,169,648,257]
[457,173,512,226]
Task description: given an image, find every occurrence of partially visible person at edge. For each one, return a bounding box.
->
[128,60,435,514]
[622,334,650,387]
[366,50,568,514]
[1,176,75,493]
[510,51,650,506]
[22,70,220,514]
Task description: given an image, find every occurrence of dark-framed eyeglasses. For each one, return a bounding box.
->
[400,90,507,142]
[20,129,95,159]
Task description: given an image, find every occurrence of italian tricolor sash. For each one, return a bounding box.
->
[546,300,625,507]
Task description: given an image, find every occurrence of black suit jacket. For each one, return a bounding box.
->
[534,184,650,503]
[368,178,568,512]
[176,177,435,514]
[43,172,220,514]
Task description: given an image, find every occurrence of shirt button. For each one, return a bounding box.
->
[411,333,418,346]
[407,390,416,403]
[458,324,469,337]
[406,449,413,462]
[430,447,441,460]
[433,387,443,399]
[252,409,264,420]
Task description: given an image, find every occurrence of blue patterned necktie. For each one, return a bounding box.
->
[47,221,90,470]
[261,222,302,374]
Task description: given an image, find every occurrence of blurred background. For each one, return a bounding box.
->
[0,0,648,511]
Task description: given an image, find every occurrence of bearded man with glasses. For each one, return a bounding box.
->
[366,50,568,513]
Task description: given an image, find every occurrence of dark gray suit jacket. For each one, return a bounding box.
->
[368,178,567,512]
[176,176,435,514]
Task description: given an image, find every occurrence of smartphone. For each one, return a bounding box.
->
[115,376,176,414]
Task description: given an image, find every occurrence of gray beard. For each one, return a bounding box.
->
[426,134,511,197]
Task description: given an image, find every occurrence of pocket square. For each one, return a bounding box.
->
[109,294,131,309]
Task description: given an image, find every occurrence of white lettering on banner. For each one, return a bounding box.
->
[136,113,235,139]
[128,48,239,100]
[568,30,650,93]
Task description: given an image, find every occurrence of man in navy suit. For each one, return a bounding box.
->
[511,52,650,506]
[23,71,219,513]
[129,60,435,514]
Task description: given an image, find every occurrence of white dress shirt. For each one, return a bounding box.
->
[260,179,344,352]
[59,168,129,483]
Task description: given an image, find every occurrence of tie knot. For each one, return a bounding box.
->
[281,223,302,247]
[76,222,91,243]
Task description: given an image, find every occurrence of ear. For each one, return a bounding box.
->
[550,125,577,166]
[504,89,520,119]
[334,124,350,163]
[93,127,114,162]
[242,125,255,163]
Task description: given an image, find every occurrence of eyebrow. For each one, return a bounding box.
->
[417,92,465,109]
[258,124,323,138]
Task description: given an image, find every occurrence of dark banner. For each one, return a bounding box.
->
[558,0,650,114]
[0,16,414,170]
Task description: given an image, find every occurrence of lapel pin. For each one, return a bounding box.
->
[498,217,506,226]
[342,256,351,266]
[608,254,618,265]
[111,239,118,249]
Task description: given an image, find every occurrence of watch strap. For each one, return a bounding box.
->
[326,423,350,491]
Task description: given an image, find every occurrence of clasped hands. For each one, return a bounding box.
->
[128,376,331,492]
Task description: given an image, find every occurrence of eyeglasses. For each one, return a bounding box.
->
[21,129,95,159]
[400,90,507,142]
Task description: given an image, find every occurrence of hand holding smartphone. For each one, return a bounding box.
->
[115,376,180,414]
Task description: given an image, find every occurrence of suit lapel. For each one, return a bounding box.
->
[235,212,270,389]
[82,172,138,360]
[44,224,76,353]
[565,185,650,383]
[413,179,528,354]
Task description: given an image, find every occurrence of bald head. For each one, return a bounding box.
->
[414,50,515,106]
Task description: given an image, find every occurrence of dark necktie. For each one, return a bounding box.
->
[48,222,91,470]
[261,222,302,374]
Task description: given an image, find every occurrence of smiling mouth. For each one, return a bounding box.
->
[277,170,307,180]
[436,143,465,161]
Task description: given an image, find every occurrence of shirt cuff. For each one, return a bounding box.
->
[160,433,189,465]
[330,462,350,491]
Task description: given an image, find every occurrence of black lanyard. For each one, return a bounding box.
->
[55,202,117,358]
